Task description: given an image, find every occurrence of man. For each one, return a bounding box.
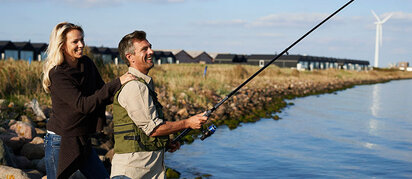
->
[110,30,208,179]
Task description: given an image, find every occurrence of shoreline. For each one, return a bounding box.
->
[160,73,411,144]
[1,61,412,178]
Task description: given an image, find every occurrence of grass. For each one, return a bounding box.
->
[1,58,412,108]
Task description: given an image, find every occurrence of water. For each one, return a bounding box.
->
[165,79,412,178]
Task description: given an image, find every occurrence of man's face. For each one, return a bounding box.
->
[129,39,154,74]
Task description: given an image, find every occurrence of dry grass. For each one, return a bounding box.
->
[1,59,412,107]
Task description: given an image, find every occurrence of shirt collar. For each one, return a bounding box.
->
[128,67,152,84]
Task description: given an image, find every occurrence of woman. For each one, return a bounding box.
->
[42,22,134,179]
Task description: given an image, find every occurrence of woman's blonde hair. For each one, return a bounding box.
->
[42,22,84,93]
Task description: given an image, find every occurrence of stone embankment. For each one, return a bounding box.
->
[0,73,410,178]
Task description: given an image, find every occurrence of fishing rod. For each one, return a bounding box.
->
[172,0,355,144]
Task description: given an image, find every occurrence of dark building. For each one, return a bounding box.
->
[0,41,18,60]
[32,43,48,61]
[14,42,35,61]
[247,54,369,71]
[173,50,194,63]
[190,51,213,64]
[247,54,276,66]
[153,50,176,64]
[110,48,122,64]
[214,54,238,64]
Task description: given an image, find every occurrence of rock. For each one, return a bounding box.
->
[102,125,113,136]
[8,119,17,126]
[36,122,47,128]
[99,155,105,162]
[105,149,115,163]
[41,105,51,119]
[20,143,44,160]
[24,169,43,179]
[34,116,46,122]
[30,137,44,144]
[29,99,47,120]
[20,115,35,127]
[99,140,113,151]
[166,167,181,179]
[176,108,188,117]
[9,121,37,140]
[90,137,99,146]
[0,165,30,179]
[0,138,17,167]
[0,132,26,152]
[35,128,47,136]
[0,127,6,134]
[15,155,31,169]
[105,111,113,120]
[31,158,46,173]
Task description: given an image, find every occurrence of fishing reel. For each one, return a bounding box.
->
[200,124,217,140]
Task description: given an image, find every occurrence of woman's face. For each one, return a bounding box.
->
[63,29,84,60]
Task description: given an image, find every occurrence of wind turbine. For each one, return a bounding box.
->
[372,10,392,68]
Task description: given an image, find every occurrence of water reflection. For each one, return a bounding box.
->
[166,80,412,178]
[368,85,380,138]
[370,85,380,117]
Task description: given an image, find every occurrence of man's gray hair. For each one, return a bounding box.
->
[118,30,147,66]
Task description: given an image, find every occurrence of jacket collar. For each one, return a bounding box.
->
[128,67,152,85]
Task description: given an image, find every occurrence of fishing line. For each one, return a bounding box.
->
[172,0,355,144]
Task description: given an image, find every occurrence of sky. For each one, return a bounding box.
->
[0,0,411,67]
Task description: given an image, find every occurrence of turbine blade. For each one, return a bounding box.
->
[371,10,381,21]
[381,13,393,23]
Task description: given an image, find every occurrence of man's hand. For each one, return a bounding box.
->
[185,112,208,129]
[167,141,180,153]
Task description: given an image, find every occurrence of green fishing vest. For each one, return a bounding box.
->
[113,77,169,153]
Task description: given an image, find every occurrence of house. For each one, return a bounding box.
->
[169,50,193,64]
[32,43,48,61]
[247,54,276,66]
[214,54,237,64]
[110,48,122,64]
[397,62,409,71]
[187,51,213,64]
[97,47,113,63]
[89,46,113,63]
[14,41,35,61]
[153,50,176,64]
[0,41,18,60]
[162,51,176,64]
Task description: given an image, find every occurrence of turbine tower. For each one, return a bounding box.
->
[372,10,392,68]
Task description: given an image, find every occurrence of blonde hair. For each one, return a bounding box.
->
[42,22,84,93]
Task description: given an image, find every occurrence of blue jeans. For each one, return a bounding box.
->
[44,133,110,179]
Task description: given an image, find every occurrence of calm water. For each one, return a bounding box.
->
[165,79,412,178]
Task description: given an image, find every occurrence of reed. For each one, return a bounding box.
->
[1,59,412,107]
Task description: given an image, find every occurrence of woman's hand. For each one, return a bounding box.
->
[119,72,136,85]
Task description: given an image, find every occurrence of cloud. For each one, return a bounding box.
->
[249,13,329,28]
[383,11,412,21]
[256,32,283,38]
[60,0,186,8]
[196,13,361,29]
[195,19,247,27]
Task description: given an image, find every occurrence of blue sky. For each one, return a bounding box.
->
[1,0,411,67]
